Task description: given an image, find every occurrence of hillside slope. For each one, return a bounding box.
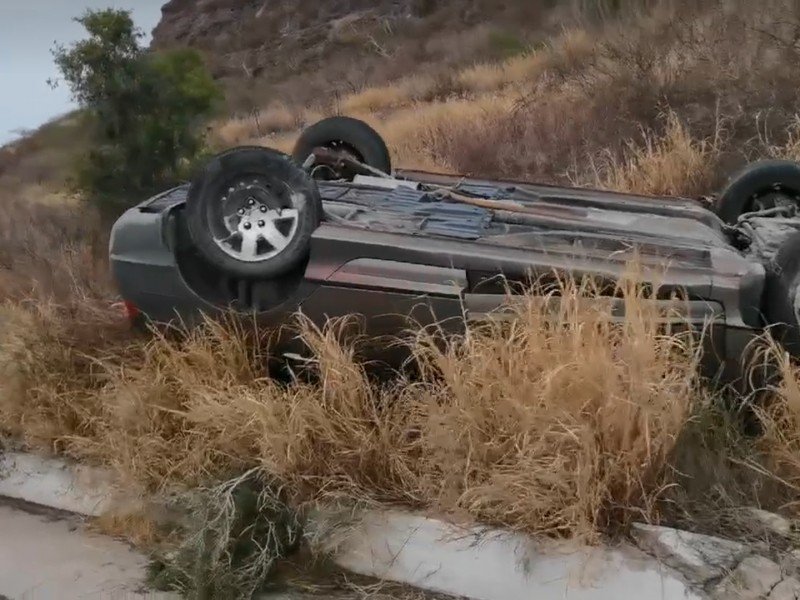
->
[203,0,800,197]
[5,0,800,197]
[150,0,572,109]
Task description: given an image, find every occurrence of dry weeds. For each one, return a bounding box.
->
[585,110,723,197]
[0,270,759,540]
[146,469,302,599]
[751,341,800,507]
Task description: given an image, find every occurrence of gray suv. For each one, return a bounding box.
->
[108,116,800,382]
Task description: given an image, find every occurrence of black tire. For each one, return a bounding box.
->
[715,159,800,225]
[292,116,392,175]
[185,146,322,280]
[762,230,800,353]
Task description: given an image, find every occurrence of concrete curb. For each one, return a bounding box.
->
[316,508,703,600]
[0,450,703,600]
[0,451,124,516]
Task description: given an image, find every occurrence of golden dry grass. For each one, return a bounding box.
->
[340,77,439,113]
[761,117,800,163]
[750,342,800,502]
[1,267,799,547]
[586,110,723,197]
[0,273,708,541]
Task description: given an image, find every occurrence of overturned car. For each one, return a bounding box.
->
[109,116,800,382]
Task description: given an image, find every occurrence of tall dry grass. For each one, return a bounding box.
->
[0,191,111,303]
[584,110,724,197]
[2,265,799,546]
[0,273,711,540]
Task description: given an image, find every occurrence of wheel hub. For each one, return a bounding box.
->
[213,179,300,263]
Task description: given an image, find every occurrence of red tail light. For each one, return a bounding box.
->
[123,300,140,320]
[112,300,141,321]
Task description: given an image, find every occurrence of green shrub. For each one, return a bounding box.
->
[52,9,223,214]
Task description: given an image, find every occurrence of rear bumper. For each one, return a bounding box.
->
[109,205,219,325]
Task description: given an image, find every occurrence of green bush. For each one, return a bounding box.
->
[52,9,222,213]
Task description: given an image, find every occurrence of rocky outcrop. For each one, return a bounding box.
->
[152,0,390,77]
[149,0,423,108]
[148,0,556,109]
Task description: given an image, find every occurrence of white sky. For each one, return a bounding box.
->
[0,1,165,144]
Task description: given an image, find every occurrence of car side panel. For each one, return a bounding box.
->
[305,223,716,298]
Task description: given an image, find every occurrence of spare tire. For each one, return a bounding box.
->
[185,146,322,280]
[715,159,800,225]
[292,116,392,177]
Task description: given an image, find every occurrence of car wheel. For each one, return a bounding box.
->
[292,116,392,179]
[184,146,322,280]
[715,159,800,225]
[762,230,800,353]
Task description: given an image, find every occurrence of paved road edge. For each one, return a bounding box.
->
[0,450,704,600]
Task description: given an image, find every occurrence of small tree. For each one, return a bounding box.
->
[52,9,222,213]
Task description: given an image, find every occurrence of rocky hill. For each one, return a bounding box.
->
[150,0,574,110]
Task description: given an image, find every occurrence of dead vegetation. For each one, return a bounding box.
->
[4,0,800,596]
[145,470,303,599]
[0,271,796,539]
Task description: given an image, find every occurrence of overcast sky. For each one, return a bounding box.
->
[0,1,165,144]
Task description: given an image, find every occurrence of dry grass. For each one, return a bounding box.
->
[0,271,738,540]
[752,344,800,506]
[90,510,169,549]
[585,110,723,197]
[0,193,111,303]
[0,300,134,453]
[213,103,313,147]
[761,116,800,163]
[1,265,799,548]
[146,469,302,599]
[341,77,436,114]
